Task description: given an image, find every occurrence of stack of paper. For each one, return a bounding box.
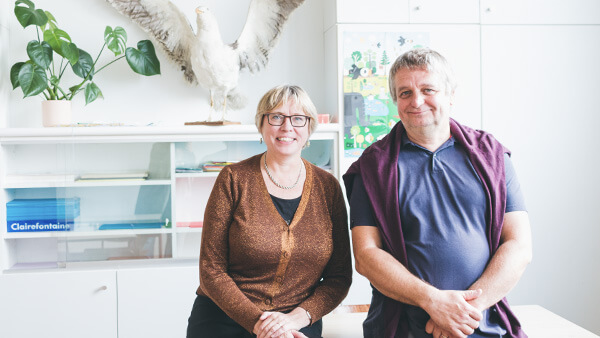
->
[77,172,149,181]
[202,161,237,172]
[98,222,163,230]
[175,167,204,173]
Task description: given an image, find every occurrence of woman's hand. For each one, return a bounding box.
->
[253,307,310,338]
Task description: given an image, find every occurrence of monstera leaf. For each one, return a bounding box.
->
[105,26,127,56]
[16,62,48,98]
[126,40,161,76]
[14,0,47,28]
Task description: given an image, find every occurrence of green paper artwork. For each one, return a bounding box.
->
[342,31,429,157]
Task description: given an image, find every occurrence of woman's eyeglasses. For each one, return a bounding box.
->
[264,113,310,127]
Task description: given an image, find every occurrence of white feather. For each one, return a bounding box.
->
[106,0,305,120]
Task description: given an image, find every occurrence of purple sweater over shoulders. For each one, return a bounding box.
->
[343,118,527,338]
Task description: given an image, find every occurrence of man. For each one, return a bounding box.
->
[343,48,532,338]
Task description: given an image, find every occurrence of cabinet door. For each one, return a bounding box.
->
[0,270,117,338]
[117,266,199,338]
[332,0,410,24]
[480,0,600,24]
[410,0,479,23]
[481,25,600,335]
[1,141,173,269]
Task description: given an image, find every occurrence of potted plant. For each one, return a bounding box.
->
[9,0,161,126]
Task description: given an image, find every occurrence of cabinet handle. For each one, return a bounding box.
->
[414,6,421,11]
[486,7,493,13]
[98,285,108,291]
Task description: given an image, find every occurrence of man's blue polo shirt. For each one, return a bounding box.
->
[349,134,526,338]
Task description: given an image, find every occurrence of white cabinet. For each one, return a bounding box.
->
[410,0,480,23]
[324,0,479,25]
[0,270,117,338]
[0,125,339,271]
[117,265,198,338]
[0,264,199,338]
[480,0,600,24]
[480,24,600,337]
[0,138,173,270]
[0,125,338,337]
[324,0,410,26]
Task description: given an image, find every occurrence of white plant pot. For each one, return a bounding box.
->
[41,100,72,127]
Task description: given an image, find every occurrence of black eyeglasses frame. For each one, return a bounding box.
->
[264,113,311,127]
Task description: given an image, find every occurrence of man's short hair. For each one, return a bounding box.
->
[388,48,457,103]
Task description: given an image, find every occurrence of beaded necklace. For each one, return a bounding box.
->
[264,154,303,190]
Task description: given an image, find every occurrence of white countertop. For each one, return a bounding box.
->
[322,305,599,338]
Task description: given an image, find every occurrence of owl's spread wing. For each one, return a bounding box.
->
[106,0,199,84]
[234,0,305,73]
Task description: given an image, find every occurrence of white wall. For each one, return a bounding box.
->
[482,24,600,335]
[4,0,325,127]
[0,0,9,127]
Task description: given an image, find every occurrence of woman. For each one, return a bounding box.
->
[187,85,352,338]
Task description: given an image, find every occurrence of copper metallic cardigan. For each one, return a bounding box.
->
[197,154,352,332]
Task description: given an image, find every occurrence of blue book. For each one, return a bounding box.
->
[7,219,75,232]
[7,198,80,221]
[98,222,163,230]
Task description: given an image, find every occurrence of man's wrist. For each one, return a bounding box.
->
[417,284,439,313]
[467,293,487,312]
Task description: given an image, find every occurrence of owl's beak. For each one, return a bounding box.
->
[195,7,203,14]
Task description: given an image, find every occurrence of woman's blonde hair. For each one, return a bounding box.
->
[255,85,318,135]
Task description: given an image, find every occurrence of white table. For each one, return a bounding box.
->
[512,305,598,338]
[322,304,599,338]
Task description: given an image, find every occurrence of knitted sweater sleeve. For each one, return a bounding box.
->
[199,167,264,333]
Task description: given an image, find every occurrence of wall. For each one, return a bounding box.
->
[0,1,9,127]
[3,0,325,127]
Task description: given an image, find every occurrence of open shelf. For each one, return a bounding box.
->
[0,125,340,271]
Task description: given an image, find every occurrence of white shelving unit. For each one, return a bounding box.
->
[0,124,340,272]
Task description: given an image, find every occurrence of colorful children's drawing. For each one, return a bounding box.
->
[343,31,430,157]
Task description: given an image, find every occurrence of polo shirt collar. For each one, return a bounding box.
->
[401,132,456,153]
